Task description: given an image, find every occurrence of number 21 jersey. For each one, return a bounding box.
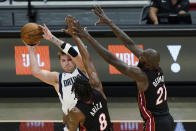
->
[137,67,169,119]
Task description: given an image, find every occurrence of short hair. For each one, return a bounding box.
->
[57,50,66,59]
[72,76,91,102]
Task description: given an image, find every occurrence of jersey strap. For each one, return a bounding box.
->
[59,73,63,99]
[77,68,89,80]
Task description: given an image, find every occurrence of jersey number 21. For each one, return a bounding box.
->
[156,85,167,105]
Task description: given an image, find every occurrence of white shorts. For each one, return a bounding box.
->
[58,92,77,115]
[63,125,79,131]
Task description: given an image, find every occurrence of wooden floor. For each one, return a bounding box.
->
[0,97,196,122]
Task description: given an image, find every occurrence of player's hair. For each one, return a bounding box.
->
[72,76,92,102]
[57,50,66,59]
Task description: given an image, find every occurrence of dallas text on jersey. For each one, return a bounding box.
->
[63,76,78,87]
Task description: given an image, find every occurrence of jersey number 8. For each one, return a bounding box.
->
[99,113,107,131]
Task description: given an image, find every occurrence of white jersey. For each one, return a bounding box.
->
[58,68,87,115]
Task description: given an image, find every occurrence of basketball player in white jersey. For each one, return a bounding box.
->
[24,23,87,129]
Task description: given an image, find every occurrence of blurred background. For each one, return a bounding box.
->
[0,0,196,130]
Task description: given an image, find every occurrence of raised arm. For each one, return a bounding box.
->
[63,15,106,99]
[71,19,148,91]
[92,5,143,58]
[25,45,59,92]
[39,24,86,73]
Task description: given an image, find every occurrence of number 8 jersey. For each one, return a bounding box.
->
[137,67,169,120]
[76,89,112,131]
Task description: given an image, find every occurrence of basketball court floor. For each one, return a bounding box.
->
[0,97,196,130]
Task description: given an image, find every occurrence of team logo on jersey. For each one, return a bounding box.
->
[63,76,78,87]
[167,45,181,73]
[15,46,50,75]
[108,45,143,74]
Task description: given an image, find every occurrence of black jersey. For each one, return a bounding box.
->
[76,89,112,131]
[137,67,169,120]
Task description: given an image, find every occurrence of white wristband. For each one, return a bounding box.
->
[62,43,72,54]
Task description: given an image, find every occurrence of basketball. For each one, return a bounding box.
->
[21,23,43,46]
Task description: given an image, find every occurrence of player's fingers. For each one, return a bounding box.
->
[94,5,99,12]
[64,17,67,24]
[35,41,40,45]
[95,5,102,14]
[67,15,73,23]
[61,29,68,33]
[42,34,46,38]
[94,22,98,26]
[73,20,77,24]
[43,24,49,31]
[95,19,102,26]
[95,21,100,26]
[22,40,28,45]
[38,25,44,29]
[72,17,77,22]
[73,32,80,36]
[72,27,79,32]
[67,14,72,19]
[84,27,88,31]
[73,20,80,28]
[65,17,69,25]
[92,9,100,17]
[98,5,103,12]
[43,24,47,28]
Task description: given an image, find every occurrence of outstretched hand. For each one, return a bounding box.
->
[92,5,112,26]
[62,15,76,36]
[39,24,53,41]
[63,15,89,38]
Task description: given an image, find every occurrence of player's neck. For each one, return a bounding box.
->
[83,94,94,104]
[65,67,76,73]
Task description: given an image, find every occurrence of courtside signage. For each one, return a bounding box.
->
[167,45,181,73]
[108,45,143,74]
[15,46,50,75]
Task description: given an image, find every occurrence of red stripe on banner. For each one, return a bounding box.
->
[138,92,155,131]
[190,3,196,10]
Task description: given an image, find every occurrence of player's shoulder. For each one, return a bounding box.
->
[92,89,106,101]
[92,89,102,96]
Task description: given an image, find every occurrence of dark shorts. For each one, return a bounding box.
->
[143,114,174,131]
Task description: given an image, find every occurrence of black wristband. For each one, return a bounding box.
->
[61,43,66,49]
[68,47,78,57]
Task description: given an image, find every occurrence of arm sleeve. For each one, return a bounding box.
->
[177,0,190,12]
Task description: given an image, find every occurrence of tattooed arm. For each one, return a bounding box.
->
[39,24,64,48]
[92,5,143,58]
[39,24,86,74]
